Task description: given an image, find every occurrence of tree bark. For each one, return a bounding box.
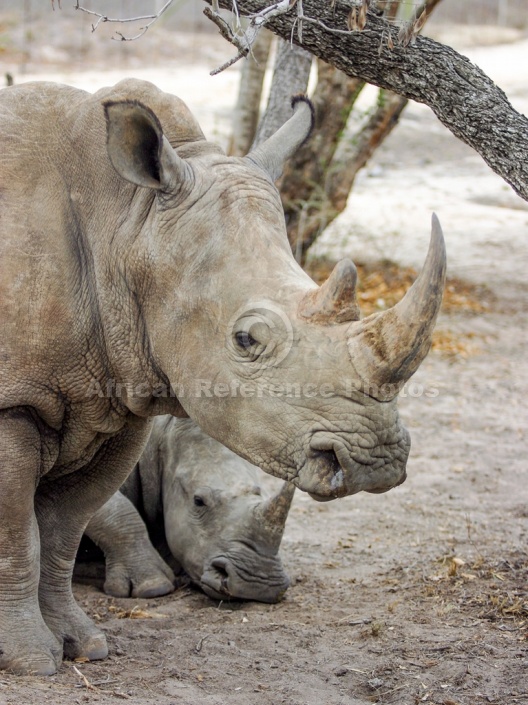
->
[227,29,273,156]
[205,0,528,202]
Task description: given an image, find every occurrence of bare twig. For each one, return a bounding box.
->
[194,634,212,653]
[72,664,98,691]
[203,6,251,71]
[74,0,174,41]
[205,0,296,74]
[335,615,373,624]
[74,676,118,689]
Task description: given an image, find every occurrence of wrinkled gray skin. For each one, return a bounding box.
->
[84,416,294,604]
[0,78,445,675]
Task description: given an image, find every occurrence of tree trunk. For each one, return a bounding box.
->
[227,29,273,156]
[284,88,408,262]
[279,61,364,257]
[206,0,528,202]
[327,89,408,214]
[251,38,313,148]
[279,0,437,261]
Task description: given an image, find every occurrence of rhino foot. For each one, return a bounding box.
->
[0,619,62,676]
[40,595,108,662]
[64,630,108,662]
[132,575,176,599]
[1,651,59,677]
[104,555,176,599]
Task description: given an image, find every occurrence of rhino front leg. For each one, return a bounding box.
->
[35,421,151,663]
[86,491,176,598]
[0,409,62,675]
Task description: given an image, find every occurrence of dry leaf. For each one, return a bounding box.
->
[357,2,367,31]
[108,605,167,619]
[397,21,413,47]
[448,557,466,577]
[347,7,357,31]
[413,8,428,34]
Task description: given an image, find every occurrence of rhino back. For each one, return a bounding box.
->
[0,83,101,423]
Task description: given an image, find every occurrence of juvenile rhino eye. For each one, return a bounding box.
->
[193,495,206,508]
[235,331,258,349]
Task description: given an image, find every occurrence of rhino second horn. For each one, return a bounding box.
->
[299,259,361,324]
[255,482,295,549]
[347,214,446,400]
[245,96,315,182]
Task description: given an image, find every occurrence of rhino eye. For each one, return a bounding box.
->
[194,495,206,508]
[235,331,258,350]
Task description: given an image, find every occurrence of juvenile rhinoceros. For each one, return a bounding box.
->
[81,416,294,603]
[0,78,445,675]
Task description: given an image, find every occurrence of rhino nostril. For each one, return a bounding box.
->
[311,448,341,475]
[306,440,347,499]
[211,559,230,590]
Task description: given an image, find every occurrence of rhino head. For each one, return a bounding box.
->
[103,93,446,501]
[159,420,294,603]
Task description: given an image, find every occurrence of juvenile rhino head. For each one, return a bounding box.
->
[158,420,294,603]
[104,88,446,501]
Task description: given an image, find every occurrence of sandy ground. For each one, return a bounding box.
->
[0,19,527,705]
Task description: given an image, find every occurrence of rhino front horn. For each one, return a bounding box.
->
[254,482,295,549]
[299,258,361,324]
[347,214,446,400]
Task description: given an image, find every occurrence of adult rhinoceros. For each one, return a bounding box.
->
[81,416,294,604]
[0,78,445,675]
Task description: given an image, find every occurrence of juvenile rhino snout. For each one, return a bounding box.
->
[200,554,290,604]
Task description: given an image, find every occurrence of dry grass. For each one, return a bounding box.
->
[306,257,494,316]
[306,257,496,358]
[423,551,528,635]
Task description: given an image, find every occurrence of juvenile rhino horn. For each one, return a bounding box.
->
[254,482,295,549]
[347,214,446,400]
[245,96,314,181]
[299,259,361,324]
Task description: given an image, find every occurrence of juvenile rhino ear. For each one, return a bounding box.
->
[103,99,190,190]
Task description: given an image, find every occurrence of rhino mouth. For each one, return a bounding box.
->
[295,431,408,501]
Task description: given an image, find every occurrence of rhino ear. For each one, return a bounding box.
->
[245,95,314,181]
[103,99,189,190]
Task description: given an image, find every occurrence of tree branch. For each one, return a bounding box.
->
[204,0,528,202]
[75,0,174,41]
[205,0,295,73]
